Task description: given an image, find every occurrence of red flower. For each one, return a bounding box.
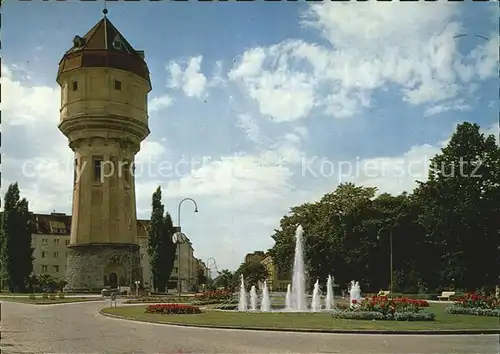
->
[145,303,202,315]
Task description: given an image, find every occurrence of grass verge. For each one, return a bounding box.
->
[1,297,102,305]
[102,303,499,332]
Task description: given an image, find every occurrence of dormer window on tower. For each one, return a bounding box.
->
[114,80,122,90]
[112,35,123,50]
[72,35,85,48]
[72,81,78,91]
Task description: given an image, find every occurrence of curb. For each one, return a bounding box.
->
[1,299,103,306]
[99,309,500,335]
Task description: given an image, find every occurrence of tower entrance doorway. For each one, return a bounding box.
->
[109,272,118,288]
[104,262,126,289]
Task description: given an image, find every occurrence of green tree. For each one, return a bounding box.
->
[413,122,500,291]
[147,186,177,292]
[214,269,234,290]
[0,183,34,292]
[197,265,208,286]
[235,261,269,289]
[269,183,421,292]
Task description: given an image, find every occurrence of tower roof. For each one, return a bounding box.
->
[57,16,151,87]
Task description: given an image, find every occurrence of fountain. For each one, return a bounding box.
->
[237,225,340,313]
[325,275,334,310]
[250,285,258,311]
[311,279,322,312]
[285,284,292,310]
[260,280,271,312]
[238,275,248,311]
[291,225,307,311]
[349,280,362,306]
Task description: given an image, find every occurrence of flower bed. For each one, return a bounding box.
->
[125,295,223,305]
[145,303,202,315]
[332,296,435,321]
[194,290,232,303]
[446,293,500,317]
[125,296,191,304]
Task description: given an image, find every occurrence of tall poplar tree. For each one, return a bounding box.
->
[147,186,176,292]
[0,183,34,292]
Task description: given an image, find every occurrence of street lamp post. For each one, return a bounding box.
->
[172,232,186,298]
[176,197,198,297]
[377,226,394,299]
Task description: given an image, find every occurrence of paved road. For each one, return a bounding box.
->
[1,300,498,354]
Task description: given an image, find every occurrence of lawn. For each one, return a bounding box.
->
[102,303,499,331]
[1,296,102,305]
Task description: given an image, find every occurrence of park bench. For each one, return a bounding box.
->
[437,291,455,301]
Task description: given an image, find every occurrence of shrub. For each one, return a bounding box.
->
[194,290,232,302]
[393,312,435,321]
[49,294,56,300]
[332,310,435,321]
[332,310,385,320]
[58,293,65,299]
[446,306,500,317]
[42,293,49,299]
[145,303,202,315]
[29,293,36,300]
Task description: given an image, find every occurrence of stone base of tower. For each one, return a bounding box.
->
[65,243,141,293]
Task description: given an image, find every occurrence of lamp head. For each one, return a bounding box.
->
[194,208,199,213]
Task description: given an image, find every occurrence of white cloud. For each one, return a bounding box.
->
[424,99,472,117]
[228,2,495,121]
[237,114,262,144]
[148,94,173,112]
[208,60,226,88]
[229,46,316,122]
[136,141,167,165]
[1,65,59,126]
[167,55,207,99]
[228,48,267,80]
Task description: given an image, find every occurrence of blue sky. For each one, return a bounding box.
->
[2,1,498,271]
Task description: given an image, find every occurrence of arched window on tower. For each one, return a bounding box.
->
[122,159,131,189]
[93,156,103,184]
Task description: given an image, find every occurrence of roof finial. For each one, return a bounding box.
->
[103,0,108,17]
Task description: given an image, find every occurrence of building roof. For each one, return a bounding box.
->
[57,15,151,87]
[29,213,190,247]
[31,213,72,235]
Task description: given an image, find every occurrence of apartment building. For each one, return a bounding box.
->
[30,212,201,291]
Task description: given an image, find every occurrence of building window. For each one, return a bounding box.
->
[54,252,59,258]
[53,265,60,273]
[42,238,48,245]
[140,254,144,260]
[174,267,178,274]
[54,238,59,246]
[93,157,103,183]
[114,80,122,90]
[121,160,131,187]
[65,240,70,246]
[72,81,78,91]
[41,251,46,258]
[42,265,48,273]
